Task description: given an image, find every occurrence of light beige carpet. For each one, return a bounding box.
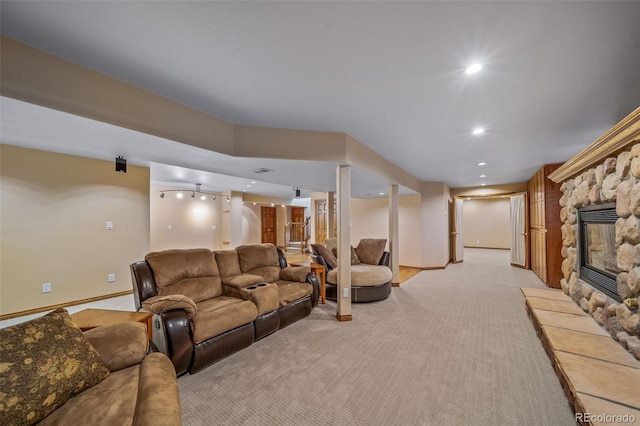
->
[178,249,575,425]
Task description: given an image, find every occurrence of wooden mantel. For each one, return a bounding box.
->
[549,107,640,183]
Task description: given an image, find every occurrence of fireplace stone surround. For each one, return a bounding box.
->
[551,111,640,360]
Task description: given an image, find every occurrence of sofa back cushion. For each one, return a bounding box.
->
[214,250,242,278]
[146,249,222,302]
[356,238,387,265]
[236,244,280,272]
[0,309,110,425]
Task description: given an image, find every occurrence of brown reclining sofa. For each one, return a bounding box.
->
[130,244,319,375]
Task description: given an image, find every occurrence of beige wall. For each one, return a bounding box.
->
[149,184,222,251]
[462,198,511,249]
[0,145,150,315]
[349,195,422,267]
[420,182,451,268]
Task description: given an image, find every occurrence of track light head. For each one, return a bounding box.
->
[191,192,195,198]
[160,192,165,198]
[115,156,127,173]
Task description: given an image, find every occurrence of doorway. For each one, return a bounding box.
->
[314,199,336,244]
[261,206,277,245]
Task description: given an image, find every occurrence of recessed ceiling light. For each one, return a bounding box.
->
[480,174,486,178]
[379,192,384,195]
[465,63,482,74]
[176,192,183,199]
[480,183,487,186]
[251,181,256,184]
[478,162,486,166]
[472,128,485,135]
[242,189,246,192]
[246,184,251,187]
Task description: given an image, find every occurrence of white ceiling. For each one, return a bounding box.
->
[1,1,639,194]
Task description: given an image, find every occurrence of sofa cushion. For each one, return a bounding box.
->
[83,323,149,372]
[142,294,197,318]
[146,249,222,302]
[0,309,110,425]
[350,246,361,265]
[191,297,258,344]
[236,244,279,272]
[327,264,393,286]
[356,239,387,265]
[221,274,264,289]
[279,266,310,283]
[244,266,281,284]
[275,281,313,306]
[214,250,242,278]
[324,238,337,257]
[311,244,337,269]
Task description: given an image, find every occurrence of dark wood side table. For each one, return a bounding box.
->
[71,308,153,340]
[291,261,326,304]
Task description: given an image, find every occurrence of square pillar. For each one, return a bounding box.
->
[389,184,400,287]
[336,166,351,321]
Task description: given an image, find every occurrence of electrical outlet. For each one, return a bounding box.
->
[106,221,114,230]
[41,283,51,293]
[343,288,350,298]
[108,274,116,282]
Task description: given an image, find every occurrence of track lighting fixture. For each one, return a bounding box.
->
[115,156,127,173]
[293,187,301,197]
[158,183,223,201]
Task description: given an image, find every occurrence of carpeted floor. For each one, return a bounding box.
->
[178,248,575,425]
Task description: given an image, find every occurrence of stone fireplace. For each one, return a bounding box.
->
[550,109,640,360]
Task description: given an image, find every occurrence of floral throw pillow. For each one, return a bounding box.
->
[0,308,110,425]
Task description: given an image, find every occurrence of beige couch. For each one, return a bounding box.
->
[0,308,182,425]
[130,243,319,375]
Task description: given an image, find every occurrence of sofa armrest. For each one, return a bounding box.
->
[379,251,391,267]
[151,310,193,377]
[279,266,310,282]
[84,322,149,372]
[133,352,182,426]
[142,294,197,319]
[305,273,320,308]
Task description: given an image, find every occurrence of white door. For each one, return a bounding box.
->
[453,198,464,263]
[510,194,527,267]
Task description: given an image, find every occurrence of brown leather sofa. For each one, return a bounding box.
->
[130,244,319,375]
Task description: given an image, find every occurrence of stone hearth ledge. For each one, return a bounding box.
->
[522,287,640,424]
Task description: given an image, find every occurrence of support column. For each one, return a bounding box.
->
[336,166,352,321]
[230,191,243,247]
[327,192,336,238]
[389,184,400,287]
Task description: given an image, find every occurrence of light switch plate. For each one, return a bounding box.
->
[41,282,51,293]
[108,274,116,282]
[343,288,350,298]
[106,221,114,230]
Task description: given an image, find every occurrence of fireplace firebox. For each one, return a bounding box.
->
[577,203,621,301]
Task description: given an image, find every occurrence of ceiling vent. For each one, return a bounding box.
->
[250,168,273,174]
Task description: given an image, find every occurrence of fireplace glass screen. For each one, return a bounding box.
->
[578,204,620,301]
[583,223,619,276]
